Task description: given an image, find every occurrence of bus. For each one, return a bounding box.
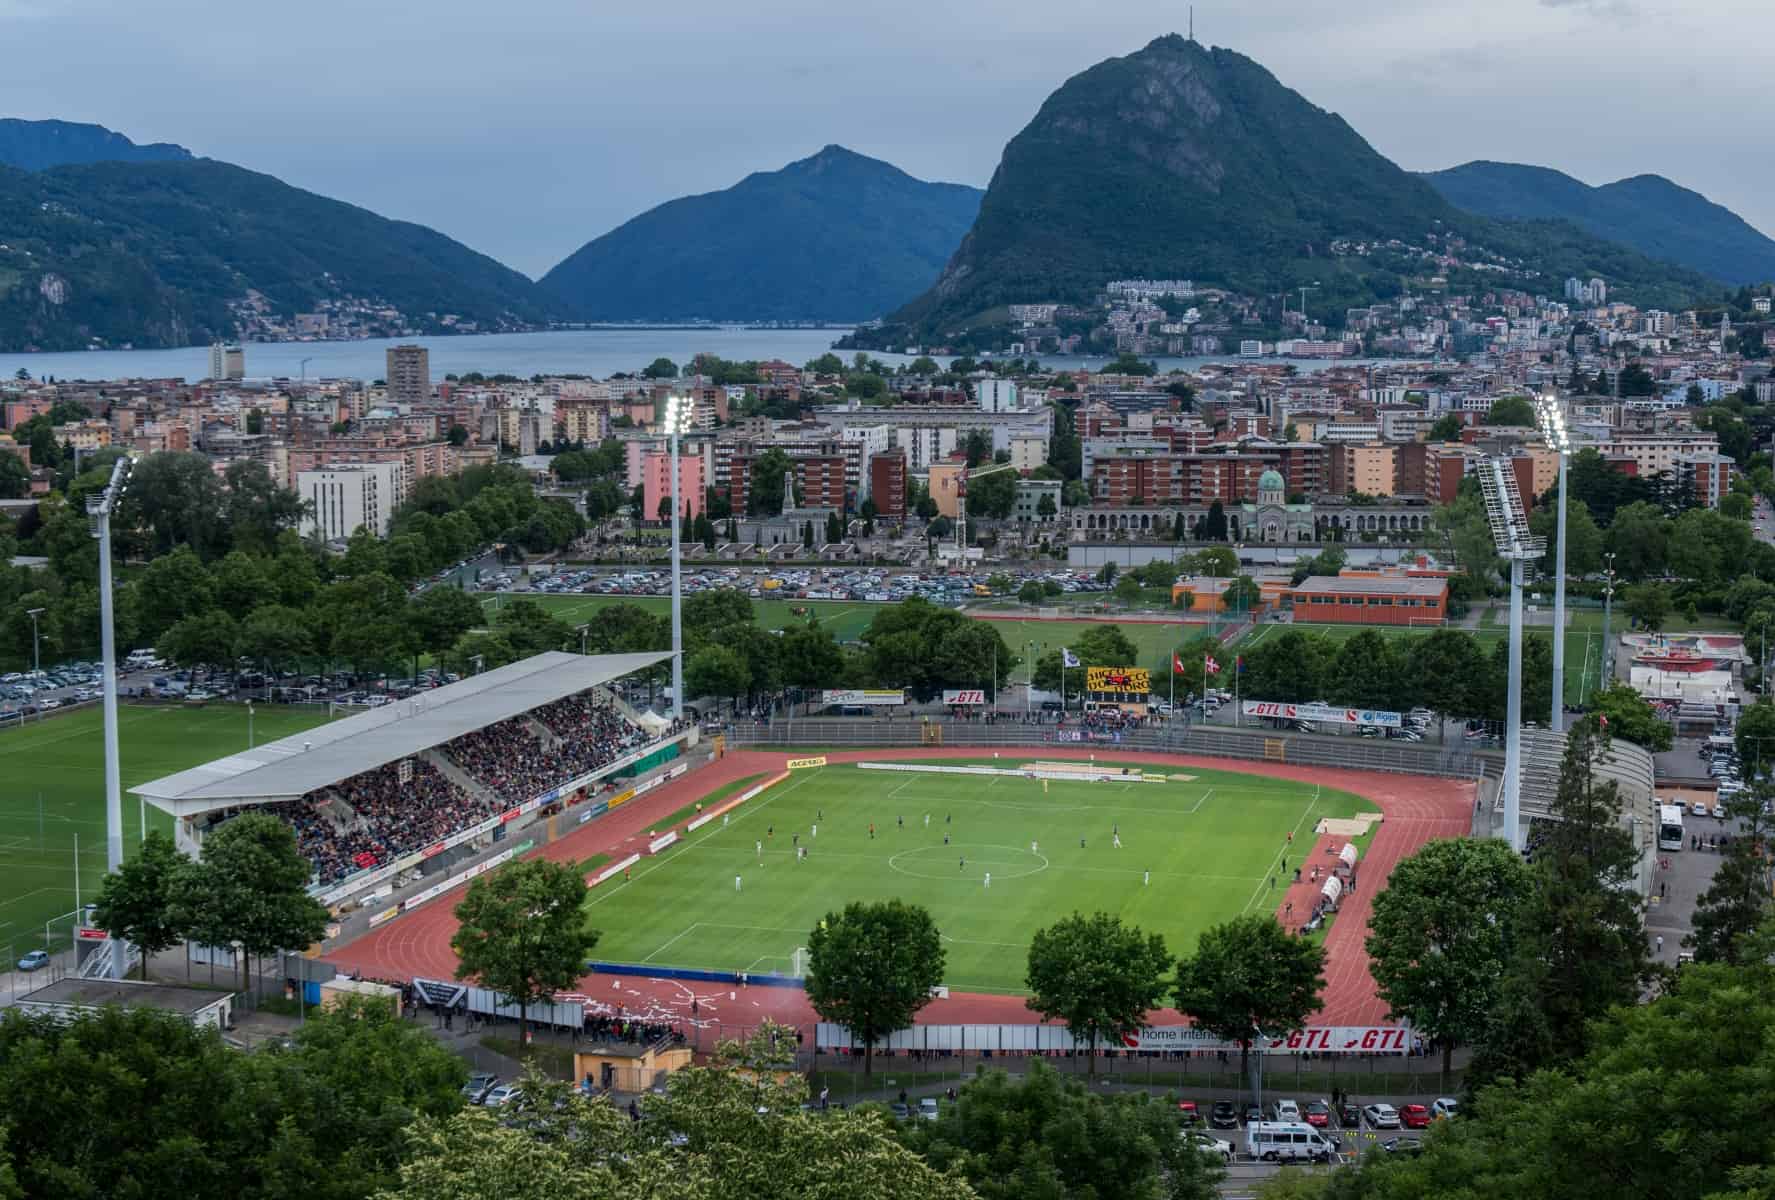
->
[1657,803,1685,852]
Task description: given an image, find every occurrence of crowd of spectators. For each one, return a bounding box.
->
[285,757,501,885]
[443,692,651,803]
[582,1014,684,1046]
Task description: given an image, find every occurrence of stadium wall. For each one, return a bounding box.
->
[813,1022,1410,1056]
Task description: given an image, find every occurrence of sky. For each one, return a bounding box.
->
[1,0,1767,279]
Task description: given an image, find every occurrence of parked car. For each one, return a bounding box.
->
[482,1084,524,1108]
[16,950,49,972]
[1337,1100,1362,1128]
[1304,1099,1331,1128]
[1269,1099,1301,1122]
[1363,1103,1401,1129]
[1399,1103,1431,1129]
[1184,1132,1234,1162]
[1431,1097,1459,1121]
[1175,1100,1200,1126]
[462,1073,498,1104]
[1209,1101,1240,1129]
[1242,1103,1264,1126]
[918,1098,939,1121]
[1379,1137,1425,1155]
[889,1102,911,1120]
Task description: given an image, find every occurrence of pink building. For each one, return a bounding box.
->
[642,451,704,523]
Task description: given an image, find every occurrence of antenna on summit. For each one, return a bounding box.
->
[1189,5,1194,40]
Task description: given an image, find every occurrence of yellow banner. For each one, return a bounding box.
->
[787,756,828,770]
[607,788,637,809]
[1086,666,1150,693]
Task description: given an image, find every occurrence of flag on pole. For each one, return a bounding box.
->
[1172,653,1186,673]
[1236,655,1244,672]
[1204,656,1222,675]
[1062,648,1080,668]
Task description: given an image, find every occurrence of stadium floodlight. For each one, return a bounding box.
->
[1536,390,1571,732]
[85,455,133,977]
[24,607,44,678]
[1477,456,1546,854]
[662,397,689,720]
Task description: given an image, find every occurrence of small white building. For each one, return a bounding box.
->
[17,977,233,1031]
[298,461,403,541]
[974,379,1020,413]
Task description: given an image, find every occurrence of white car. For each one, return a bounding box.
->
[1431,1097,1459,1121]
[482,1084,524,1108]
[1691,801,1710,817]
[1185,1132,1234,1162]
[1271,1099,1301,1122]
[1363,1103,1401,1129]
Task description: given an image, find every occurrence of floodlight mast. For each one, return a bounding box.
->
[1476,457,1546,854]
[663,397,686,721]
[86,456,133,976]
[1536,392,1571,732]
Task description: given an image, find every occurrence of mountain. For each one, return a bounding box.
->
[0,118,192,171]
[0,157,569,352]
[1421,161,1775,286]
[540,145,983,322]
[879,36,1714,344]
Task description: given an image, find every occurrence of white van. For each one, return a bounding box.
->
[1245,1121,1338,1163]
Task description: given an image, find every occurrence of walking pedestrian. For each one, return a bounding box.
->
[1655,934,1664,954]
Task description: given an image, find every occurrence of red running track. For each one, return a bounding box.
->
[327,747,1473,1035]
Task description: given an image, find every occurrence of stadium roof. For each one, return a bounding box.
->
[132,651,670,815]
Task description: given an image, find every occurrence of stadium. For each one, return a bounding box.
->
[111,649,1482,1060]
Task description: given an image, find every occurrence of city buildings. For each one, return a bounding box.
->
[208,343,245,382]
[298,462,403,540]
[385,344,431,405]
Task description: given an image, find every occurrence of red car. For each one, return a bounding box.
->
[1399,1104,1431,1129]
[1304,1100,1331,1128]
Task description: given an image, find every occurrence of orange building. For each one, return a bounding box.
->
[1286,575,1448,626]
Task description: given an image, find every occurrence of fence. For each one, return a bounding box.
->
[725,719,1493,780]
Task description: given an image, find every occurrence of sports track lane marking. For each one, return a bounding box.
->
[1238,784,1322,916]
[581,771,817,911]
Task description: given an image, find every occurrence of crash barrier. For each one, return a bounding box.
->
[814,1022,1412,1056]
[648,831,678,854]
[586,960,804,989]
[398,840,534,914]
[591,853,641,886]
[686,771,790,833]
[855,761,1170,784]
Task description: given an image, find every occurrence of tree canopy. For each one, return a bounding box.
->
[451,858,600,1042]
[1024,912,1171,1075]
[804,900,945,1077]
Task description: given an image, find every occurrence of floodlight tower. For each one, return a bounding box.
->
[663,397,688,720]
[86,456,133,976]
[1536,391,1571,732]
[1477,457,1546,853]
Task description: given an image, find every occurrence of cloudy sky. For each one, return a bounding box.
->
[2,0,1765,278]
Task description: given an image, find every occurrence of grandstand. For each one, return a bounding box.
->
[132,651,685,904]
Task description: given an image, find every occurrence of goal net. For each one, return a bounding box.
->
[791,947,810,979]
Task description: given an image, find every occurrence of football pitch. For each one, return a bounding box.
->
[0,704,336,954]
[581,760,1371,994]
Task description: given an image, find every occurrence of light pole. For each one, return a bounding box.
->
[86,456,132,977]
[24,607,43,676]
[576,624,589,655]
[1026,640,1040,715]
[247,701,255,750]
[663,396,688,720]
[1599,554,1616,696]
[1536,391,1570,731]
[1477,457,1545,854]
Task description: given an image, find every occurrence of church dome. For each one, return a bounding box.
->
[1258,469,1285,492]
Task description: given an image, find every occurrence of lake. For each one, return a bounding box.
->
[0,326,1375,384]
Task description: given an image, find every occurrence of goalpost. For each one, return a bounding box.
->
[791,947,810,979]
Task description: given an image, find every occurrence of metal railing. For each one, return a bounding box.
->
[725,719,1492,780]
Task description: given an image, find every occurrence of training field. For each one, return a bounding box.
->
[580,760,1370,994]
[0,704,335,953]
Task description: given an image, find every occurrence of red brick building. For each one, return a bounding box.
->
[1286,575,1449,626]
[869,449,907,519]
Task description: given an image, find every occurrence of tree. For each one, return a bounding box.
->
[1221,574,1261,615]
[1471,718,1650,1086]
[170,812,330,992]
[1427,412,1464,441]
[1202,500,1228,541]
[685,645,749,710]
[134,543,213,643]
[1606,501,1670,581]
[222,459,307,556]
[749,448,792,516]
[1589,682,1673,751]
[1365,838,1531,1076]
[411,586,485,658]
[897,1060,1221,1200]
[778,625,842,711]
[1193,545,1239,578]
[804,900,944,1077]
[120,451,228,559]
[90,830,185,979]
[1529,497,1604,578]
[1174,915,1325,1077]
[1735,699,1775,775]
[446,423,469,446]
[451,858,599,1045]
[1114,573,1144,605]
[642,357,678,379]
[1036,492,1057,520]
[1024,912,1171,1076]
[1018,580,1043,605]
[1687,780,1775,966]
[1485,395,1536,426]
[965,468,1016,520]
[1623,582,1672,631]
[158,609,241,675]
[237,604,313,678]
[0,453,27,500]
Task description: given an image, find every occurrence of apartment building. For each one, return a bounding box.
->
[1675,452,1734,510]
[298,462,403,540]
[729,447,847,514]
[1329,443,1397,497]
[641,451,705,522]
[286,439,454,502]
[1593,432,1720,477]
[868,449,907,519]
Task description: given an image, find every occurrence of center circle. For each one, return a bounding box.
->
[887,843,1050,881]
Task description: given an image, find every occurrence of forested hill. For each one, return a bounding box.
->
[1422,160,1775,286]
[0,157,570,351]
[0,118,192,171]
[540,145,983,323]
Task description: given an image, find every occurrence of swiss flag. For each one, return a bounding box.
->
[1205,657,1222,675]
[1172,654,1186,673]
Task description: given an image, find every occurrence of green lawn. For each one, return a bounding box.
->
[0,703,336,953]
[579,760,1365,994]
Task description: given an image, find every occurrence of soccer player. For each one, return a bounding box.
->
[923,813,930,828]
[958,856,965,871]
[868,822,875,840]
[811,823,817,838]
[1030,840,1038,854]
[755,840,763,859]
[897,815,903,828]
[735,875,742,892]
[1113,834,1122,850]
[1080,836,1086,849]
[1143,870,1150,886]
[984,872,991,889]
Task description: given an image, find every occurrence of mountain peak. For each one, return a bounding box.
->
[0,118,192,171]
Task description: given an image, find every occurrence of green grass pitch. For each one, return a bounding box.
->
[0,704,335,954]
[581,760,1370,994]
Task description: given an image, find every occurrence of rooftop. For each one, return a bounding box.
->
[18,977,231,1016]
[131,650,670,815]
[1289,575,1448,598]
